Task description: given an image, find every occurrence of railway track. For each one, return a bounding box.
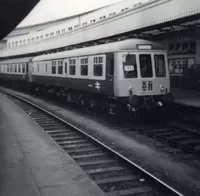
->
[102,119,200,164]
[0,89,182,196]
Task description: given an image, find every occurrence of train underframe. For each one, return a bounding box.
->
[0,78,173,119]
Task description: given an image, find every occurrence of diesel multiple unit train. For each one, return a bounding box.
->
[0,39,173,116]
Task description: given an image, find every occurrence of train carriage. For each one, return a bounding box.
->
[0,57,31,87]
[0,39,173,115]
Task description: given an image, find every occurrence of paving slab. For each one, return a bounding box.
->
[0,93,106,196]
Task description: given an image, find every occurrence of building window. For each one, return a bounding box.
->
[62,29,65,33]
[68,27,72,31]
[93,57,103,76]
[45,64,48,72]
[69,59,76,75]
[80,58,88,76]
[168,44,174,55]
[50,32,54,36]
[40,35,43,39]
[45,34,49,38]
[189,41,196,54]
[15,65,17,72]
[37,64,39,72]
[36,36,39,40]
[56,31,60,35]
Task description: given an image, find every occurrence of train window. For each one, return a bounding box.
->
[58,66,63,74]
[94,57,103,64]
[22,64,25,73]
[139,54,153,78]
[52,66,56,74]
[81,65,88,75]
[80,58,88,76]
[69,59,76,75]
[94,64,102,76]
[52,61,56,74]
[93,57,103,76]
[154,55,166,77]
[65,62,67,74]
[9,65,11,72]
[123,54,137,78]
[18,64,21,73]
[58,61,63,74]
[69,65,75,75]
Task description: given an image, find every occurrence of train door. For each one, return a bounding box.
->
[105,53,114,95]
[27,60,33,82]
[63,59,69,76]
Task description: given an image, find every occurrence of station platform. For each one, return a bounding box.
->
[0,93,106,196]
[171,87,200,108]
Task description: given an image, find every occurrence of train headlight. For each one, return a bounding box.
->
[160,85,164,92]
[128,86,133,93]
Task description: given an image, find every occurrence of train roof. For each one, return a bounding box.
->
[32,39,165,62]
[0,57,32,64]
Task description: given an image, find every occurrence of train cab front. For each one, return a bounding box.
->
[114,46,173,115]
